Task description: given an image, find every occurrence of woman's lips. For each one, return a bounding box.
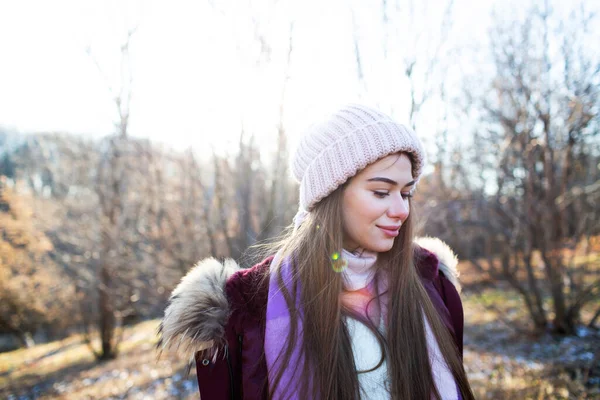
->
[377,225,400,237]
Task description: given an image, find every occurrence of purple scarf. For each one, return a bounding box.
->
[264,250,381,399]
[265,253,304,400]
[264,252,306,399]
[264,252,460,400]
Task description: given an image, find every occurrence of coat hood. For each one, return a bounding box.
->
[158,238,460,358]
[157,257,240,361]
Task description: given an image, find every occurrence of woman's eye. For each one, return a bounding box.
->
[374,191,389,198]
[401,192,413,199]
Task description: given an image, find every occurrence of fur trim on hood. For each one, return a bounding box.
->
[415,236,461,293]
[157,258,240,360]
[158,239,460,358]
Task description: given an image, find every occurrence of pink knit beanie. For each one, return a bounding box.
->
[291,104,425,227]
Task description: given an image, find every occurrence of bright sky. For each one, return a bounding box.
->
[0,0,497,157]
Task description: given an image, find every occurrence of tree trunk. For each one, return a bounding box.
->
[522,252,547,329]
[542,252,574,334]
[98,260,117,360]
[17,331,35,348]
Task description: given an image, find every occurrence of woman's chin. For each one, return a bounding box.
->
[364,240,395,253]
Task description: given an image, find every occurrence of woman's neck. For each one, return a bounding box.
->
[341,248,378,291]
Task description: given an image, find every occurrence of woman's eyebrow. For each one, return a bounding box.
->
[368,177,397,185]
[367,177,416,188]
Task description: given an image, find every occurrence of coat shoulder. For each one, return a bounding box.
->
[158,257,271,359]
[415,236,461,293]
[158,257,241,358]
[225,258,272,322]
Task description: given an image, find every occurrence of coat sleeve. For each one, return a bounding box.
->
[194,273,246,400]
[158,257,246,399]
[438,271,464,358]
[195,342,233,399]
[195,259,271,400]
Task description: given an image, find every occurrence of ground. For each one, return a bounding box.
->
[462,287,599,399]
[1,289,599,399]
[0,321,197,400]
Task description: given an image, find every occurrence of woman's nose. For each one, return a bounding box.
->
[387,195,409,220]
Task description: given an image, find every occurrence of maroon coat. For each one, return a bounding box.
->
[159,241,464,400]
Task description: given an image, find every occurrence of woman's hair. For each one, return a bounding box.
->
[261,180,475,399]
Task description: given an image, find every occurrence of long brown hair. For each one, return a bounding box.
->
[263,184,474,399]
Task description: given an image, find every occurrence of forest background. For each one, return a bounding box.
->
[1,0,599,398]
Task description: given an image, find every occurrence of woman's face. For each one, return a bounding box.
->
[341,153,415,253]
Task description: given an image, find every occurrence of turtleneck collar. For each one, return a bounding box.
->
[341,248,378,291]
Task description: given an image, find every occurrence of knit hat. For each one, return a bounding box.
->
[291,104,425,218]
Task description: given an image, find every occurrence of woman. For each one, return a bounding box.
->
[159,104,474,399]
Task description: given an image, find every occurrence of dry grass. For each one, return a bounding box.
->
[1,320,197,399]
[1,290,598,399]
[463,289,600,399]
[456,239,600,398]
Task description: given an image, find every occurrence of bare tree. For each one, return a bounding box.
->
[456,0,600,334]
[201,1,298,261]
[86,28,137,139]
[258,23,296,241]
[150,149,217,274]
[351,0,454,123]
[210,133,264,261]
[5,128,230,347]
[87,28,137,359]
